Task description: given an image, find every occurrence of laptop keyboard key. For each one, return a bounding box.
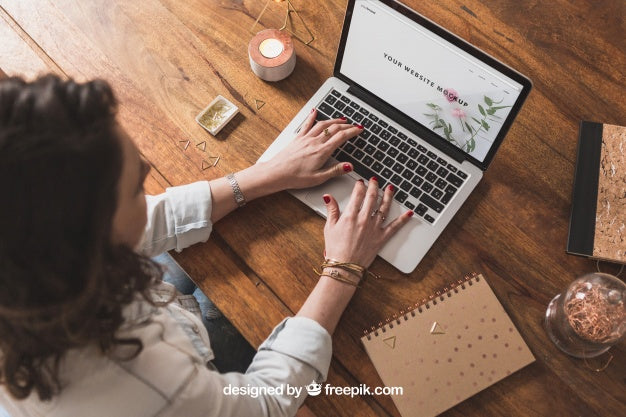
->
[427,150,437,159]
[368,113,379,122]
[388,147,399,158]
[331,90,341,97]
[417,144,427,153]
[445,184,457,195]
[378,120,389,128]
[355,138,367,148]
[380,130,391,140]
[353,150,365,160]
[397,153,408,164]
[415,204,427,216]
[349,102,360,110]
[431,188,444,200]
[374,150,385,161]
[371,124,382,134]
[435,178,447,189]
[427,160,439,171]
[457,170,468,179]
[441,192,453,205]
[394,191,408,203]
[418,154,429,165]
[401,168,413,180]
[344,143,355,154]
[405,201,415,210]
[335,101,346,111]
[372,161,384,172]
[398,132,408,140]
[318,103,334,115]
[424,214,435,223]
[447,163,457,172]
[377,141,390,151]
[324,95,337,105]
[363,156,374,166]
[426,172,437,183]
[411,176,423,187]
[383,156,394,167]
[353,113,364,123]
[359,107,369,116]
[437,167,449,178]
[420,194,444,213]
[316,112,330,122]
[361,118,373,128]
[364,144,376,154]
[416,166,428,176]
[388,126,398,134]
[399,142,410,152]
[382,168,393,178]
[410,188,422,199]
[437,157,447,165]
[447,172,463,187]
[392,163,404,174]
[340,96,350,103]
[391,174,403,185]
[421,182,434,193]
[407,160,418,170]
[350,157,386,189]
[344,107,355,117]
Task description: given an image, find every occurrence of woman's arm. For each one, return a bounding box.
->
[208,109,362,223]
[296,178,413,334]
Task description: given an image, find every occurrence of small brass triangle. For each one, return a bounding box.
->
[196,141,207,152]
[201,160,213,170]
[206,155,220,167]
[179,140,190,150]
[430,321,446,335]
[255,99,265,110]
[383,336,396,349]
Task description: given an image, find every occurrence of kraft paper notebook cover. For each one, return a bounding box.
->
[361,274,535,417]
[567,121,626,265]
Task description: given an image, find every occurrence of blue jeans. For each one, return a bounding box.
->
[153,253,256,373]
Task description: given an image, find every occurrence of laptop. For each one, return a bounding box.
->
[259,0,531,273]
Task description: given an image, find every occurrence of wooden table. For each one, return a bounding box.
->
[1,1,624,415]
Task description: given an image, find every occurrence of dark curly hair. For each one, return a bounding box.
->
[0,75,161,401]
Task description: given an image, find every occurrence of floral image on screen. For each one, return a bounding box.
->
[423,90,510,155]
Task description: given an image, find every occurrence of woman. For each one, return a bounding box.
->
[0,75,412,416]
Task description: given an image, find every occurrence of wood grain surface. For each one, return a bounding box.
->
[1,1,624,416]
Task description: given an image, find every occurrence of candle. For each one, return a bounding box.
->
[248,29,296,82]
[259,38,284,59]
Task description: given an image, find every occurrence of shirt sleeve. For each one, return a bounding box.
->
[163,317,332,417]
[138,181,213,257]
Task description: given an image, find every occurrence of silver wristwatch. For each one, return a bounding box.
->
[226,173,246,207]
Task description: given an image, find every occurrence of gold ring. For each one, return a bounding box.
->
[324,128,330,137]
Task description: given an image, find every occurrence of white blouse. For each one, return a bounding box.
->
[1,181,332,417]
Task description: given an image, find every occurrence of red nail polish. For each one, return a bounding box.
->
[356,124,364,129]
[311,108,316,113]
[371,176,378,182]
[343,163,352,172]
[340,116,347,121]
[323,195,331,204]
[388,184,395,192]
[408,211,414,217]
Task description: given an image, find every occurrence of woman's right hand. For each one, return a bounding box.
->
[322,177,414,268]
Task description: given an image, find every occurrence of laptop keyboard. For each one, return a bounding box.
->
[316,89,469,224]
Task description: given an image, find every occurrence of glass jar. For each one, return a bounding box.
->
[544,272,626,358]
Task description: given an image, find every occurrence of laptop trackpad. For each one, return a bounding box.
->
[304,175,356,216]
[303,174,407,222]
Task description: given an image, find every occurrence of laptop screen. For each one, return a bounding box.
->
[336,0,530,168]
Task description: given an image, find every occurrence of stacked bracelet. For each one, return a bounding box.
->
[313,259,382,288]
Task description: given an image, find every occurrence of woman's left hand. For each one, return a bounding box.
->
[264,108,363,190]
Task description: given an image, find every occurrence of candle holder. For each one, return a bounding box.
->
[544,272,625,359]
[250,0,315,45]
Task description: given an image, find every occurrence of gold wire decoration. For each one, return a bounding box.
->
[250,0,315,45]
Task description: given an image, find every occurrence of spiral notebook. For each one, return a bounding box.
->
[361,274,534,417]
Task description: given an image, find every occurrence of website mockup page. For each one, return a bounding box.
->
[340,0,524,162]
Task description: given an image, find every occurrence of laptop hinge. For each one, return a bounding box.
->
[346,85,467,164]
